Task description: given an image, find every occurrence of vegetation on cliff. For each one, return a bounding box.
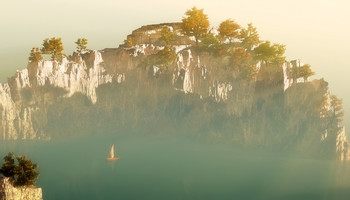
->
[75,38,88,52]
[0,153,39,186]
[41,37,64,61]
[0,7,346,160]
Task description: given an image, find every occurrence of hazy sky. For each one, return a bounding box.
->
[1,0,350,128]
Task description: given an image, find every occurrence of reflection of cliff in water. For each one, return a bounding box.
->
[328,162,350,199]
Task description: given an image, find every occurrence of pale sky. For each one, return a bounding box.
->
[1,0,350,128]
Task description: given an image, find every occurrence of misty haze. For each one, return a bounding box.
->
[1,2,350,200]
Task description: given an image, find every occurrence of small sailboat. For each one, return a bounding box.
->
[106,144,120,161]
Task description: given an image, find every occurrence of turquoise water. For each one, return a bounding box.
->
[1,134,350,200]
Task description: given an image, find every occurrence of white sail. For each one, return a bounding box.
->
[109,145,115,158]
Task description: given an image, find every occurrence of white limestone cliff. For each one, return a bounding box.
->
[336,127,350,161]
[0,50,116,140]
[0,177,42,200]
[1,23,349,161]
[209,82,233,102]
[176,49,194,94]
[32,50,113,103]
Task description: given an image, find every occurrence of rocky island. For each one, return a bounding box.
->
[0,7,348,161]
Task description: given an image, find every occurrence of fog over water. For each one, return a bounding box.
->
[1,134,350,200]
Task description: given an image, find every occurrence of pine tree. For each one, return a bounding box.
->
[201,33,220,53]
[0,152,16,179]
[14,156,39,186]
[28,47,43,62]
[299,64,315,81]
[160,28,175,45]
[218,19,240,43]
[155,46,177,71]
[182,7,210,46]
[240,23,260,51]
[75,38,88,51]
[41,37,64,61]
[271,43,286,64]
[253,41,285,64]
[0,153,39,187]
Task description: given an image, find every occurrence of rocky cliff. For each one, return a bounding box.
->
[0,177,42,200]
[0,23,349,160]
[0,50,113,140]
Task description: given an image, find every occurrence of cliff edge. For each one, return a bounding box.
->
[0,177,42,200]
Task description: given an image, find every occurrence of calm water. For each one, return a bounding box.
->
[1,134,350,200]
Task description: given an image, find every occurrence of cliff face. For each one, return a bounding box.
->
[0,23,349,160]
[0,50,113,140]
[336,127,350,160]
[0,177,42,200]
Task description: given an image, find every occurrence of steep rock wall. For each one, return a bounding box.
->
[0,177,42,200]
[0,50,115,140]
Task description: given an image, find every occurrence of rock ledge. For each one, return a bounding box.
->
[0,177,42,200]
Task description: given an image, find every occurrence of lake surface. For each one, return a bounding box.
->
[1,134,350,200]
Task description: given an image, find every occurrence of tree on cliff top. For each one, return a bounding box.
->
[218,19,240,44]
[41,37,64,61]
[75,38,88,51]
[201,32,220,53]
[182,7,210,46]
[14,156,39,186]
[28,47,43,63]
[253,41,286,64]
[160,28,175,46]
[0,153,39,187]
[299,64,315,81]
[240,23,260,51]
[0,152,16,179]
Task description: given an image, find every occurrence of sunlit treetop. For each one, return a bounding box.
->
[182,6,210,45]
[218,19,240,43]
